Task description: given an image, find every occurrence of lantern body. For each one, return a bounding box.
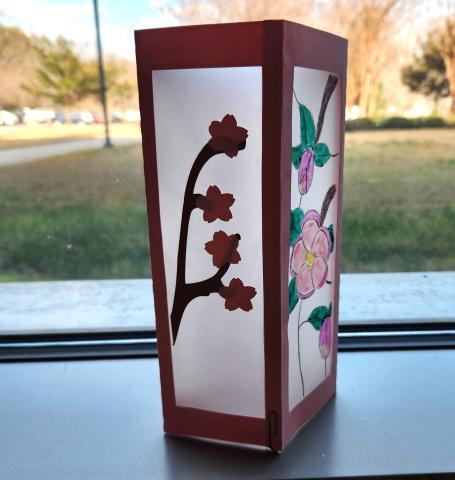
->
[135,20,347,451]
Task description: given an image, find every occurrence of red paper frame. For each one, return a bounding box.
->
[135,20,347,451]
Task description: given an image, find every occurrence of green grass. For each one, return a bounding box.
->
[0,129,454,281]
[0,144,150,281]
[342,129,455,272]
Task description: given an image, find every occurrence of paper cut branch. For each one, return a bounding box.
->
[170,115,256,344]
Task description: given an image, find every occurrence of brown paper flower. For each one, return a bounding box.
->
[204,231,240,268]
[208,114,248,158]
[218,278,257,311]
[196,185,235,223]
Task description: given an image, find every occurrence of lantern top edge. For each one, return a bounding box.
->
[134,19,347,44]
[135,20,347,72]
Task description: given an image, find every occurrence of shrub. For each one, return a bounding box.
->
[417,116,447,128]
[346,116,449,131]
[345,117,377,131]
[379,116,415,129]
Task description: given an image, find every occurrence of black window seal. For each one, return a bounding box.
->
[1,321,454,363]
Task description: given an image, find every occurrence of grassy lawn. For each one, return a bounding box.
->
[343,129,455,272]
[0,144,149,281]
[0,128,454,281]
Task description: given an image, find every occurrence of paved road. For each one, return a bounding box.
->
[0,136,141,167]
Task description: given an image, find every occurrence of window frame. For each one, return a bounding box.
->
[2,320,455,363]
[1,272,453,362]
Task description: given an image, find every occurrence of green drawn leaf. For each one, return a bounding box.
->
[299,104,315,148]
[314,142,331,167]
[328,224,335,253]
[292,144,304,169]
[307,304,332,331]
[290,208,304,246]
[288,277,299,314]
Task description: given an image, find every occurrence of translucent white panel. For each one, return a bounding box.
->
[153,67,265,418]
[288,67,341,411]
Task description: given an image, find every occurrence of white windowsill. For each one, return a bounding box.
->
[0,272,453,333]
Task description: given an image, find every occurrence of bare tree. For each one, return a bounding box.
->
[0,24,35,108]
[328,0,413,117]
[401,32,450,111]
[0,24,31,70]
[167,0,416,118]
[437,1,455,112]
[167,0,318,27]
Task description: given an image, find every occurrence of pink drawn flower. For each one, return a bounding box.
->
[208,114,248,158]
[218,278,256,311]
[319,316,332,359]
[196,185,235,223]
[290,210,332,299]
[298,149,314,194]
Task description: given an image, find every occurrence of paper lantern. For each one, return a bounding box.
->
[135,20,347,451]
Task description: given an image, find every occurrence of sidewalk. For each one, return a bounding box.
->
[0,136,140,167]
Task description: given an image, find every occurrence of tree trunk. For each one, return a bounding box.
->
[447,58,455,113]
[441,17,455,113]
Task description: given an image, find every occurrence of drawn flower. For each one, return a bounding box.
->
[290,210,332,299]
[208,114,248,158]
[319,315,332,359]
[218,278,256,311]
[204,231,241,267]
[298,149,314,194]
[196,185,235,223]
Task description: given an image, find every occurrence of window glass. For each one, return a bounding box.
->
[1,1,453,333]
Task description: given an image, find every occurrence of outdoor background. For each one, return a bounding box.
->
[0,0,454,282]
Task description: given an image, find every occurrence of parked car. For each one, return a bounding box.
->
[91,112,103,124]
[70,111,94,124]
[124,109,140,122]
[0,110,20,126]
[110,110,140,123]
[52,112,67,124]
[22,107,55,124]
[110,111,124,122]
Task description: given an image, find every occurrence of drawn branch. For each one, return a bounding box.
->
[320,184,336,226]
[290,74,338,401]
[297,303,305,396]
[315,74,338,144]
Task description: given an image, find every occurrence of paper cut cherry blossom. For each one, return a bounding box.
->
[208,114,248,158]
[204,231,241,268]
[218,278,257,311]
[290,210,332,299]
[196,185,235,223]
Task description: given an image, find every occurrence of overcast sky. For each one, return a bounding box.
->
[0,0,178,59]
